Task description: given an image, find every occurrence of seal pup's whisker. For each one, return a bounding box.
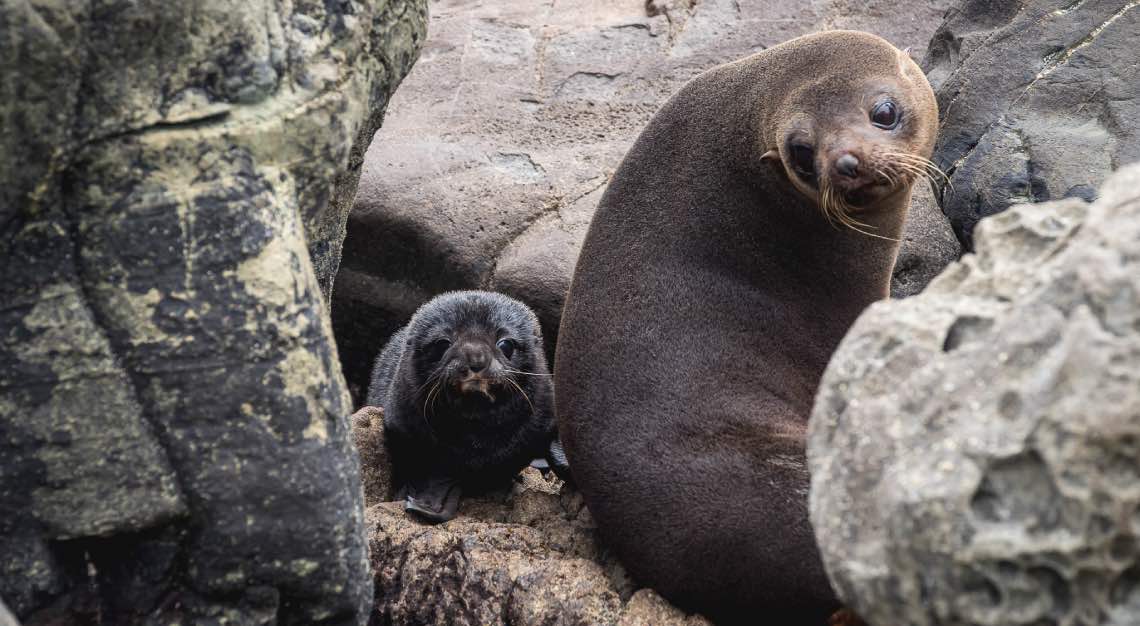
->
[502,368,553,377]
[506,378,537,415]
[413,368,444,398]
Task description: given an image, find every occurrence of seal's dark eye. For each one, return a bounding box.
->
[788,142,816,182]
[425,339,451,362]
[870,101,900,130]
[496,339,516,360]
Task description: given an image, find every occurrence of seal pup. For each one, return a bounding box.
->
[367,291,562,523]
[554,31,938,622]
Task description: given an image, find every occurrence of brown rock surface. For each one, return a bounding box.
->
[364,468,712,625]
[331,0,961,400]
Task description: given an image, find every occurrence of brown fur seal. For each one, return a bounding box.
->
[554,31,938,623]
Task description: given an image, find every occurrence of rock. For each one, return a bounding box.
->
[0,599,18,626]
[331,0,960,401]
[922,0,1139,249]
[891,183,962,298]
[617,590,713,626]
[1,0,426,622]
[365,468,710,625]
[808,164,1140,626]
[351,405,394,507]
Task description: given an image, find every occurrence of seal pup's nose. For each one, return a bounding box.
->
[460,343,490,373]
[835,153,860,178]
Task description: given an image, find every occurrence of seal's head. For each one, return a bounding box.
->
[760,31,939,235]
[404,291,547,415]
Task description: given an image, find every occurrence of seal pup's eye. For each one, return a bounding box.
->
[425,339,451,362]
[870,101,900,130]
[496,339,516,360]
[788,142,816,183]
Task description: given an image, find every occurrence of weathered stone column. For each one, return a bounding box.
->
[0,0,426,622]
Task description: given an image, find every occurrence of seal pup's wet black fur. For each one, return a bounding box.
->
[367,291,559,522]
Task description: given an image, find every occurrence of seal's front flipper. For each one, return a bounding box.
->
[403,474,462,523]
[545,438,574,486]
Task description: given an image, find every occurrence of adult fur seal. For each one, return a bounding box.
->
[554,31,938,622]
[367,291,562,523]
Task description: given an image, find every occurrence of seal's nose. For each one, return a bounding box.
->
[460,344,490,373]
[835,153,860,178]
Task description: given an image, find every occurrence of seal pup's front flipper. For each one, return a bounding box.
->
[545,438,574,486]
[403,473,462,523]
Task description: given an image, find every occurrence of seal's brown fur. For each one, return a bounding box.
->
[554,31,937,623]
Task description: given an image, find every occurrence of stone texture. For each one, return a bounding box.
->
[923,0,1140,249]
[0,599,17,626]
[330,0,960,401]
[891,183,962,298]
[352,405,394,507]
[808,164,1140,626]
[0,0,426,622]
[364,466,712,625]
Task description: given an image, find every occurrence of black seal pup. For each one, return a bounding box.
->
[554,31,939,623]
[367,291,561,523]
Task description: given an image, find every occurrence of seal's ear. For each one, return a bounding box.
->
[761,149,780,164]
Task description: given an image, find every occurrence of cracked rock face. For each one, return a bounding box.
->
[923,0,1140,249]
[363,467,711,626]
[331,0,960,402]
[1,0,425,623]
[808,164,1140,626]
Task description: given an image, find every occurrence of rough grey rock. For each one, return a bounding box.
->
[352,405,394,508]
[922,0,1139,249]
[892,183,963,298]
[808,164,1140,626]
[1,0,426,622]
[331,0,959,401]
[0,599,17,626]
[365,467,712,626]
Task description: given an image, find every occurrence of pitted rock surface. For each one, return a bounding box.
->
[331,0,960,400]
[1,0,426,622]
[808,164,1140,626]
[364,467,712,626]
[923,0,1140,249]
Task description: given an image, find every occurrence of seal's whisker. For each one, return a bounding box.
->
[502,368,553,377]
[823,181,902,243]
[820,179,844,230]
[507,378,537,415]
[884,152,952,190]
[423,380,440,416]
[413,369,444,397]
[874,165,898,187]
[888,160,934,187]
[840,220,901,242]
[419,380,441,440]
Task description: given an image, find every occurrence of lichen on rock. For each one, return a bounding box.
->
[0,0,427,622]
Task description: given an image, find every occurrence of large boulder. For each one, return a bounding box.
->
[923,0,1140,249]
[808,164,1140,625]
[331,0,961,401]
[0,0,425,622]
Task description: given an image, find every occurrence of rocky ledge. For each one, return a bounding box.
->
[351,407,710,626]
